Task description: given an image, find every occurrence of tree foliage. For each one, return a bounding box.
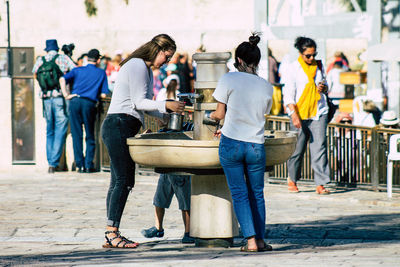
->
[84,0,129,17]
[337,0,367,11]
[85,0,97,17]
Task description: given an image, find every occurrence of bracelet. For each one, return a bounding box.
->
[287,109,295,116]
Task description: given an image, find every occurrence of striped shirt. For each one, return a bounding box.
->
[32,51,76,98]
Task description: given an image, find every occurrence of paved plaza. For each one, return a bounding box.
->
[0,169,399,266]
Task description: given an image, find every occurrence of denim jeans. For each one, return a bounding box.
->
[69,97,97,169]
[43,97,68,167]
[101,113,142,228]
[219,134,266,239]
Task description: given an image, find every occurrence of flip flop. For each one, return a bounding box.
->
[316,185,330,195]
[288,178,299,193]
[258,242,273,252]
[240,244,258,252]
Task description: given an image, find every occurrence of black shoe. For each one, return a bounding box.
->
[181,232,195,243]
[48,167,56,174]
[77,167,86,173]
[85,168,97,173]
[141,226,164,238]
[55,166,67,172]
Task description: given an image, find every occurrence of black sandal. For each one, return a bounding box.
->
[258,241,273,252]
[102,230,139,249]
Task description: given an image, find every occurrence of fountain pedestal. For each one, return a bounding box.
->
[188,52,239,247]
[190,175,239,247]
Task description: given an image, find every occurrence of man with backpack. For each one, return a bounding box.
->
[32,39,76,173]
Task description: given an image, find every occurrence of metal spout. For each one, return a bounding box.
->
[177,93,202,104]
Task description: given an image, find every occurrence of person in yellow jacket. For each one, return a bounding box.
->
[282,36,331,195]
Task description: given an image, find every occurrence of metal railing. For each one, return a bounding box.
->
[265,115,400,191]
[105,106,400,191]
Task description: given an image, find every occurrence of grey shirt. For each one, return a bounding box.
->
[107,58,166,126]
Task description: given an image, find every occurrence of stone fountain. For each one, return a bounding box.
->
[127,52,297,247]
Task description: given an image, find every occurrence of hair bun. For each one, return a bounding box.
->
[249,33,261,46]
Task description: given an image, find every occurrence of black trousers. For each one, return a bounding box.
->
[101,113,142,228]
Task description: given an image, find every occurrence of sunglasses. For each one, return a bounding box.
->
[164,51,173,63]
[303,52,318,59]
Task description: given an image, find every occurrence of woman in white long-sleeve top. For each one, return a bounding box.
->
[283,36,331,195]
[101,34,185,248]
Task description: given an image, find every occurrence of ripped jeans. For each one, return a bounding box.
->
[101,113,142,228]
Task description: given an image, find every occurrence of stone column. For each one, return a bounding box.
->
[190,52,239,247]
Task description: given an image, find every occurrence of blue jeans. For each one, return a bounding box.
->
[219,134,266,239]
[43,97,68,167]
[69,97,97,169]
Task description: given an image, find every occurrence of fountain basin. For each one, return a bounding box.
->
[127,130,297,170]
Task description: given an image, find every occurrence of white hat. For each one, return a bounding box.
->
[163,74,180,87]
[114,49,123,56]
[380,110,400,125]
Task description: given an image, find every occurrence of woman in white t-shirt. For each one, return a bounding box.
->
[210,34,273,253]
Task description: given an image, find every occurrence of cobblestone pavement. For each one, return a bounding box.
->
[0,169,399,266]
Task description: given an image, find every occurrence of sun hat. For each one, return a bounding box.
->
[44,39,59,52]
[380,110,400,126]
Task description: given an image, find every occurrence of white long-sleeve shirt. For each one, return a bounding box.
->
[107,58,166,126]
[282,60,328,120]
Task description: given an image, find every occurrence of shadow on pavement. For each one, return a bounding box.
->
[1,213,399,266]
[266,213,400,243]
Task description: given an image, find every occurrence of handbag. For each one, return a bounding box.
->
[316,60,337,122]
[326,95,337,122]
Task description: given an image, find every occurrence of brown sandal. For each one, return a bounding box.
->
[102,231,139,249]
[240,244,258,252]
[316,185,330,195]
[288,178,299,193]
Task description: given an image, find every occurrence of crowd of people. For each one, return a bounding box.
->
[30,32,399,253]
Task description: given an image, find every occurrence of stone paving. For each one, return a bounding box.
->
[0,169,399,266]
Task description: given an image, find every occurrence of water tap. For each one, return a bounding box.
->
[177,93,202,105]
[203,110,219,126]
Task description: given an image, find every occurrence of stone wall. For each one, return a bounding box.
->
[0,0,254,58]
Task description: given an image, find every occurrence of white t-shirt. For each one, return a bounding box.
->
[212,72,273,144]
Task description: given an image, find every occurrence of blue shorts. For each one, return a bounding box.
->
[153,174,191,210]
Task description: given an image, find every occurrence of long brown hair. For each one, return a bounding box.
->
[120,34,176,67]
[166,79,178,100]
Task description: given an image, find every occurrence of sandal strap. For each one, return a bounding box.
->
[105,230,120,235]
[104,231,122,246]
[116,239,126,248]
[120,235,133,243]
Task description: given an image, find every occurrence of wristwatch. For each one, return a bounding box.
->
[287,109,295,116]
